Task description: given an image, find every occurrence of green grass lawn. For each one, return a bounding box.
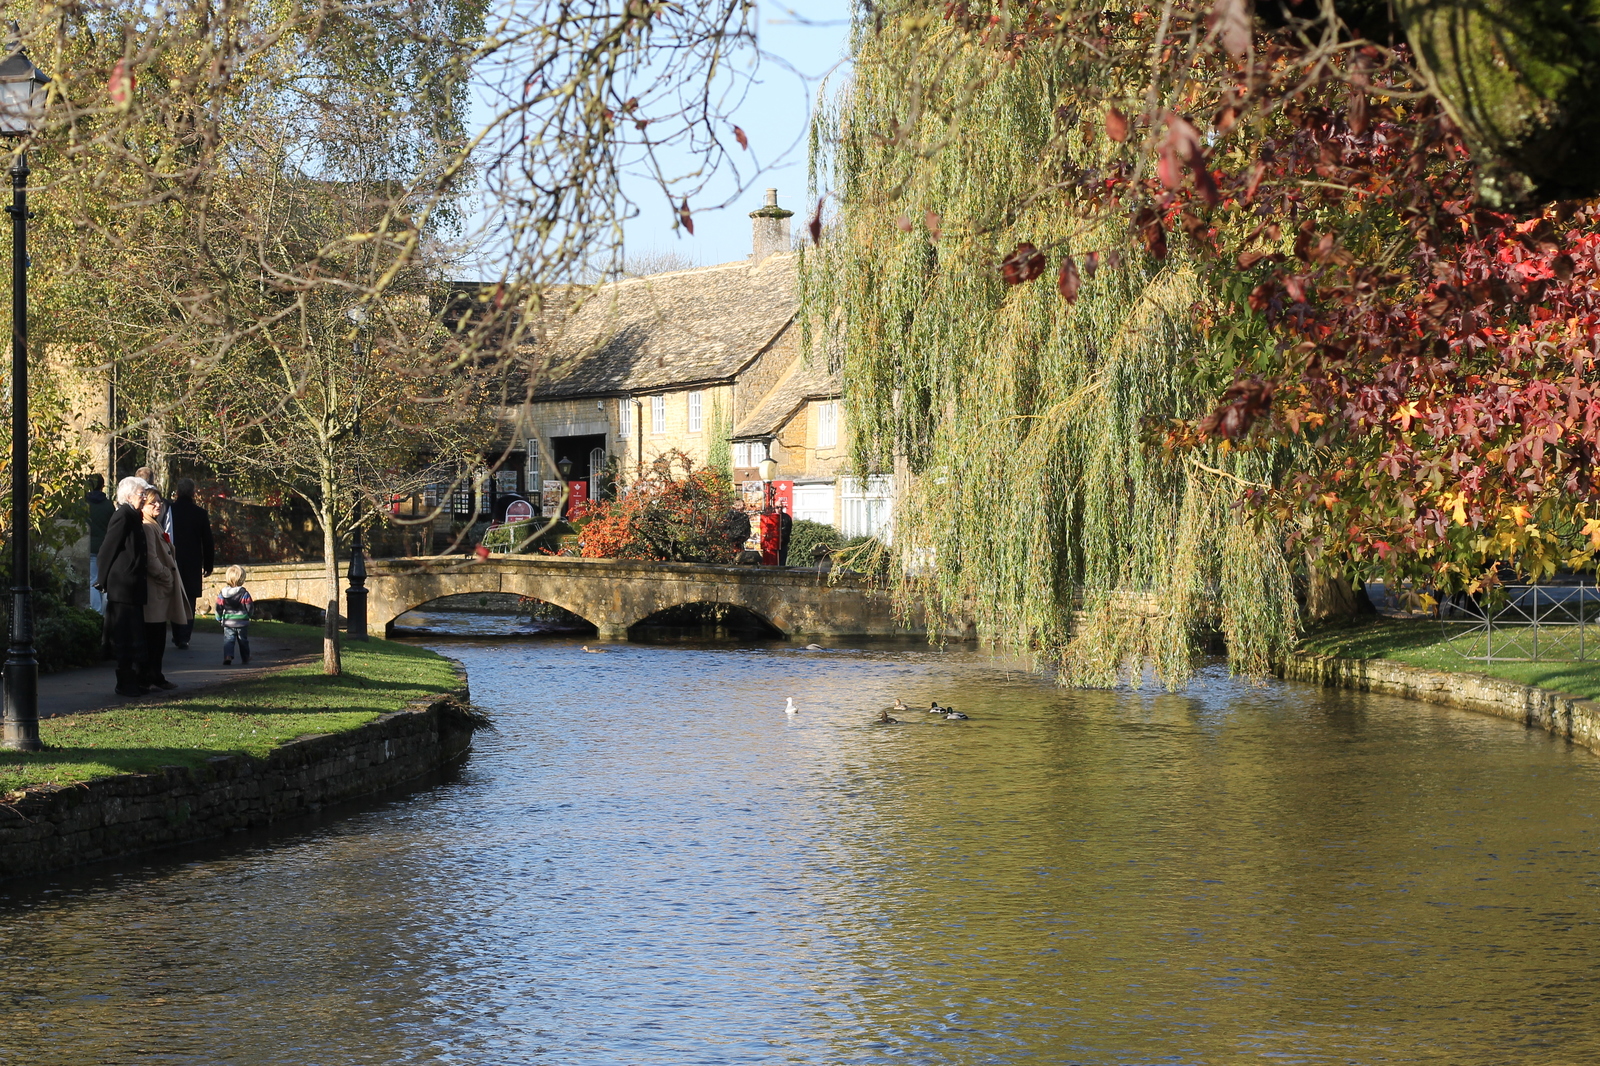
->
[1300,618,1600,702]
[0,623,462,797]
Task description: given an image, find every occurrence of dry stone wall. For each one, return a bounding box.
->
[1283,651,1600,755]
[0,682,474,881]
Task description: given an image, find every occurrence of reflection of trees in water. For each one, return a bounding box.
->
[630,602,781,640]
[517,597,590,629]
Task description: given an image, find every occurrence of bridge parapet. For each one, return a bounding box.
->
[223,555,915,640]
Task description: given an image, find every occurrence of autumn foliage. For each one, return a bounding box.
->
[957,5,1600,593]
[576,452,741,563]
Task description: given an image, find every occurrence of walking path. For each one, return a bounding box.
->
[39,624,321,719]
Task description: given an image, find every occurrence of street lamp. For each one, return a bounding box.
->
[344,305,368,640]
[556,455,573,479]
[757,455,777,511]
[1,31,49,752]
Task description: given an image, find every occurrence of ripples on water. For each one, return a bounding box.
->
[2,624,1599,1064]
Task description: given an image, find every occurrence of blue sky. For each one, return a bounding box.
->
[619,1,852,268]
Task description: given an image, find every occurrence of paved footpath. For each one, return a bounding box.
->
[39,626,321,719]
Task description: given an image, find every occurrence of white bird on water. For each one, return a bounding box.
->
[785,697,798,716]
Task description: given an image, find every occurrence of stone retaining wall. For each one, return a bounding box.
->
[0,678,475,881]
[1283,651,1600,755]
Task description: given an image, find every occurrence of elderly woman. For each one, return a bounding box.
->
[138,490,190,692]
[96,476,152,697]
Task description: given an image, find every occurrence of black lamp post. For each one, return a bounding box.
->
[556,456,573,479]
[1,32,49,752]
[345,306,368,640]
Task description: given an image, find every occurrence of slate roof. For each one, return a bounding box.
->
[730,350,840,440]
[525,253,798,399]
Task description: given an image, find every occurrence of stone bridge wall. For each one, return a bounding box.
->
[222,556,921,640]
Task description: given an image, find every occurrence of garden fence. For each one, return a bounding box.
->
[1436,584,1600,663]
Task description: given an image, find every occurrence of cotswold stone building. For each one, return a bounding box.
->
[492,189,893,537]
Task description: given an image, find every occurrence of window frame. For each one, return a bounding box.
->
[687,390,703,434]
[817,401,839,449]
[651,394,667,435]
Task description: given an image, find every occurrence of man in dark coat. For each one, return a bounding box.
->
[95,476,151,697]
[167,478,214,649]
[85,474,114,613]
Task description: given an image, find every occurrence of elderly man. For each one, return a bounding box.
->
[94,476,152,697]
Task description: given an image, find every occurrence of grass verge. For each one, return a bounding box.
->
[0,622,462,797]
[1299,618,1600,702]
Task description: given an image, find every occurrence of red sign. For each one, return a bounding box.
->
[565,480,588,516]
[771,480,793,514]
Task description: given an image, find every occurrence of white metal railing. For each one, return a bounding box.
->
[1437,584,1600,663]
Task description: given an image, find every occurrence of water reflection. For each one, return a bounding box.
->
[0,638,1597,1064]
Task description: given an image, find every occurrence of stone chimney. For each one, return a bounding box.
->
[749,188,793,263]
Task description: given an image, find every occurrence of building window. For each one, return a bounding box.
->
[651,394,666,435]
[616,398,631,440]
[733,441,767,468]
[817,401,839,449]
[840,475,893,540]
[793,483,835,525]
[688,390,703,433]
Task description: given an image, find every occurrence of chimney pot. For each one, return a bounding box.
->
[749,187,794,263]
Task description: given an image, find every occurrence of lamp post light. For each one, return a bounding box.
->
[757,455,777,512]
[1,32,49,752]
[555,455,574,518]
[344,305,368,640]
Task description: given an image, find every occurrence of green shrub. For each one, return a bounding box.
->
[482,518,568,554]
[786,519,841,567]
[0,558,103,674]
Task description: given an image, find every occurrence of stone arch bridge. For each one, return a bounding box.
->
[228,556,919,641]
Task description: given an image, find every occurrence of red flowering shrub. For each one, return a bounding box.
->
[576,451,741,563]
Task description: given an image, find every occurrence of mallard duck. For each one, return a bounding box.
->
[944,708,970,720]
[928,700,946,713]
[581,645,606,653]
[805,643,824,650]
[785,697,798,716]
[892,698,908,711]
[876,709,899,724]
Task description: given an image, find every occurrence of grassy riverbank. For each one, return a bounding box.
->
[1300,619,1600,701]
[0,623,461,797]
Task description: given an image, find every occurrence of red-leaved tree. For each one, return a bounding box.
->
[576,451,741,563]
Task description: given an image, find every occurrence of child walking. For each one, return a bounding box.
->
[216,565,253,665]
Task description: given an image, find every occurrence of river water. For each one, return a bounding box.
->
[2,622,1599,1064]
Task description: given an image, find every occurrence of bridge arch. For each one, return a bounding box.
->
[628,600,786,640]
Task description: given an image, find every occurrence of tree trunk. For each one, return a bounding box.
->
[321,477,342,677]
[146,415,171,490]
[1306,564,1378,626]
[1393,0,1600,204]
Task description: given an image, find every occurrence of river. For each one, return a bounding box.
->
[1,618,1598,1064]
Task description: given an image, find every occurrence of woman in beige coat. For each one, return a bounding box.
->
[140,490,189,691]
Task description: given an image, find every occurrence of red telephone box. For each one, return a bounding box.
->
[759,511,782,565]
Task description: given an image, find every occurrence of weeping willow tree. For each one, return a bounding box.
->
[802,18,1299,687]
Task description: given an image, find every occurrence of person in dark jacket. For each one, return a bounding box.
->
[777,508,793,567]
[167,478,215,649]
[95,476,152,697]
[85,474,114,613]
